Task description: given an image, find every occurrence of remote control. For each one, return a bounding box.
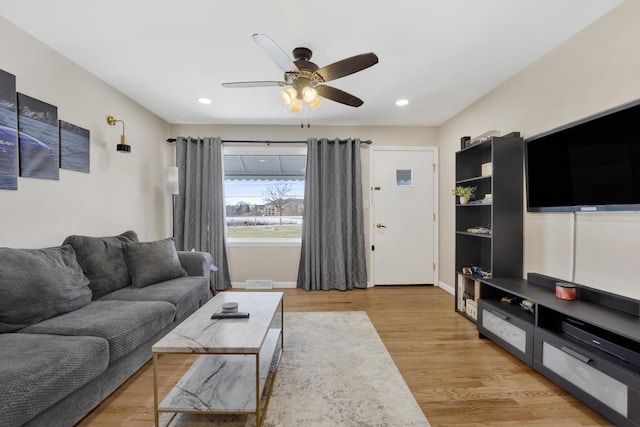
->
[211,312,250,319]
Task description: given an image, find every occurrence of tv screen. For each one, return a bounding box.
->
[525,100,640,212]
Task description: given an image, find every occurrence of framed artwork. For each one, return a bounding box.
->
[0,69,18,190]
[60,120,90,173]
[17,93,59,180]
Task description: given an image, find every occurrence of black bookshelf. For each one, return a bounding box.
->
[454,132,524,321]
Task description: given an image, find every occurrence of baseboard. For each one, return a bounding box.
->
[231,281,297,289]
[231,281,441,291]
[438,280,454,295]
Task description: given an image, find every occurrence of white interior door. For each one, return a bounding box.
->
[372,147,437,285]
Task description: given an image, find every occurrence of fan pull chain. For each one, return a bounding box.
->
[300,103,310,128]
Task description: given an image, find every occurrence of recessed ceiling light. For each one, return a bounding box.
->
[395,99,409,106]
[197,97,212,104]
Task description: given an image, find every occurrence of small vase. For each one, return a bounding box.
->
[459,197,468,205]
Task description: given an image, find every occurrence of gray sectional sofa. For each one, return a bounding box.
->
[0,231,212,427]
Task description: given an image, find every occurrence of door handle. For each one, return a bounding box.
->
[491,310,509,321]
[376,223,387,228]
[560,346,592,364]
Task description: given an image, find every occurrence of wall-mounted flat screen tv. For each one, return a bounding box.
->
[525,99,640,212]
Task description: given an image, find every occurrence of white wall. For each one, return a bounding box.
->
[0,17,173,248]
[169,124,437,285]
[439,1,640,299]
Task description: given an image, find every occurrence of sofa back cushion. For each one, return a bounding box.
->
[123,237,187,288]
[63,230,138,299]
[0,245,92,333]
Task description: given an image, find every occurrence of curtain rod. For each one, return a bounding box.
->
[166,138,372,145]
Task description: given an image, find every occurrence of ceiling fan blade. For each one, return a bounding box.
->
[315,85,364,107]
[222,81,288,88]
[252,34,299,72]
[313,52,378,83]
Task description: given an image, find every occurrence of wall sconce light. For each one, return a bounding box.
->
[107,115,131,153]
[167,166,179,195]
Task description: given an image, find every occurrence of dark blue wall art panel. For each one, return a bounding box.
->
[0,69,18,190]
[60,120,90,173]
[17,93,59,180]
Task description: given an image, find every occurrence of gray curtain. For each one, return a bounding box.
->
[174,136,231,290]
[297,138,368,291]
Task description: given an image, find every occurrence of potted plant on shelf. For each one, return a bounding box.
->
[452,186,476,205]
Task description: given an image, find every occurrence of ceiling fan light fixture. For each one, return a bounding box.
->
[308,97,323,110]
[289,98,303,113]
[280,88,297,106]
[302,86,318,103]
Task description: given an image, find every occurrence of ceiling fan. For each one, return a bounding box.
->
[222,34,379,112]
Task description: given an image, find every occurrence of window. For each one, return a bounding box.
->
[224,145,306,240]
[396,169,413,186]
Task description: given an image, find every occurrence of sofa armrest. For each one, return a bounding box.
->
[177,251,212,281]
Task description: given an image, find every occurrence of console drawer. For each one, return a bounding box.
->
[534,327,640,426]
[478,299,534,366]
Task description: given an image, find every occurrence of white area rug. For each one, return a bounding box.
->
[159,311,430,427]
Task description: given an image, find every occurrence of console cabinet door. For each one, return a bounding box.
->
[478,299,533,366]
[533,327,640,426]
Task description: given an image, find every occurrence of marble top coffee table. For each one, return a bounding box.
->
[152,291,284,427]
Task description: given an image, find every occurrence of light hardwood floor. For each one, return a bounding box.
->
[76,286,611,426]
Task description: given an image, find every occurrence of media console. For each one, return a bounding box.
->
[473,272,640,426]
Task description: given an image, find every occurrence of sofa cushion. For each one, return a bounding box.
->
[0,333,109,427]
[99,276,209,321]
[20,300,176,363]
[63,230,138,300]
[0,245,92,333]
[123,237,187,288]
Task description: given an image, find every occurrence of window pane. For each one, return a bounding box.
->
[397,169,412,186]
[224,154,305,239]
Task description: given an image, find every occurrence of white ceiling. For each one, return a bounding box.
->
[0,0,623,127]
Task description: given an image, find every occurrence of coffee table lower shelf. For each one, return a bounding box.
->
[155,328,282,426]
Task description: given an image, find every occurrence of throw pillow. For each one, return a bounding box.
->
[63,230,138,300]
[123,237,187,288]
[0,245,92,333]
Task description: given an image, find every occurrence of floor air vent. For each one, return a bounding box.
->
[245,280,273,289]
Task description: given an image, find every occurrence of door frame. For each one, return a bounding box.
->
[369,146,439,287]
